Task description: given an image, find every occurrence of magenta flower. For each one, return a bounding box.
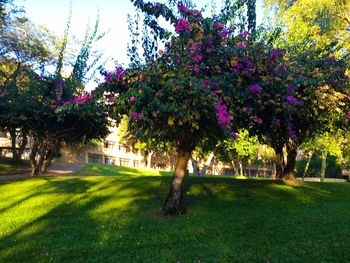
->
[236,43,247,48]
[220,28,234,40]
[193,53,203,63]
[129,96,137,103]
[286,96,303,105]
[241,31,248,38]
[216,98,231,126]
[193,65,200,73]
[72,94,93,105]
[130,112,138,119]
[214,22,224,30]
[347,111,350,117]
[249,84,262,94]
[175,18,190,33]
[269,49,281,61]
[108,96,116,103]
[63,101,69,106]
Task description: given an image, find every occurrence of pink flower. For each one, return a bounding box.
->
[63,101,69,106]
[347,111,350,117]
[249,84,262,94]
[193,65,200,73]
[241,31,248,38]
[108,96,116,103]
[175,18,190,33]
[129,96,137,103]
[286,96,303,105]
[236,43,247,48]
[72,94,93,105]
[193,53,203,63]
[130,112,138,119]
[214,22,224,30]
[216,98,231,126]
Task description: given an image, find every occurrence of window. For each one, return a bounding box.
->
[88,153,103,163]
[120,158,130,166]
[104,141,115,149]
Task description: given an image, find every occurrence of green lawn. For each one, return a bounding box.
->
[0,157,31,175]
[0,166,350,262]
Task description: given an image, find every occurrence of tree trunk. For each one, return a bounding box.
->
[239,161,243,176]
[163,151,191,216]
[190,157,199,176]
[282,142,298,181]
[274,146,284,179]
[231,161,238,175]
[9,128,20,162]
[199,151,214,177]
[320,150,328,182]
[30,142,39,176]
[17,130,28,159]
[302,150,314,182]
[146,150,153,168]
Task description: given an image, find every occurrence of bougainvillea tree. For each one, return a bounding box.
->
[103,1,253,215]
[226,45,350,180]
[104,0,349,214]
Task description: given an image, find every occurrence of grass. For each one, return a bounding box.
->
[0,157,31,175]
[73,163,173,177]
[0,165,350,262]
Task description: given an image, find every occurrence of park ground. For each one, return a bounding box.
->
[0,163,350,262]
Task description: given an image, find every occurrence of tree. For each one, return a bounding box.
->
[229,44,349,180]
[103,1,256,215]
[25,13,110,176]
[0,2,55,162]
[216,129,260,176]
[264,0,350,54]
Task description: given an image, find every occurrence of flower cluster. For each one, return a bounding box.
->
[177,2,201,17]
[72,94,93,105]
[249,84,262,94]
[175,18,191,33]
[105,66,125,82]
[130,112,145,120]
[215,97,231,126]
[231,57,254,76]
[285,96,303,105]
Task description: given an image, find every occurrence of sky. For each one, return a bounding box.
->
[16,0,264,88]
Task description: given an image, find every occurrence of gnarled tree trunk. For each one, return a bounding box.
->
[199,151,214,177]
[163,151,191,215]
[9,128,28,163]
[282,141,298,181]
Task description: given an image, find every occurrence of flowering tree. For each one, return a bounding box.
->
[103,1,252,215]
[227,45,350,180]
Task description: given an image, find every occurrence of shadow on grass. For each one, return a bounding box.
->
[1,176,350,262]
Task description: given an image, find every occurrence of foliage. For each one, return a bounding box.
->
[216,129,260,165]
[296,154,342,178]
[264,0,350,54]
